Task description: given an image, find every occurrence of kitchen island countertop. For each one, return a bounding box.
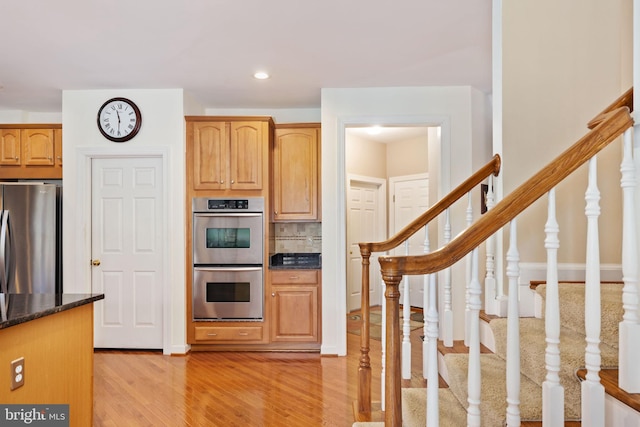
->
[0,293,104,330]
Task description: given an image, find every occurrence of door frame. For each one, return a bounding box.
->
[329,115,448,356]
[72,146,171,354]
[346,174,387,310]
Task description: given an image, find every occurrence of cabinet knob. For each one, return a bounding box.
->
[231,179,235,184]
[220,180,224,184]
[271,293,276,297]
[274,211,278,216]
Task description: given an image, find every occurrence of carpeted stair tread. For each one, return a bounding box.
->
[489,317,619,420]
[444,353,544,426]
[351,388,466,427]
[535,283,622,349]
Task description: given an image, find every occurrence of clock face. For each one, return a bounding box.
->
[97,98,142,142]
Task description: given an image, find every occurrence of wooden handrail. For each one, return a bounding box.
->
[379,106,633,276]
[359,154,501,255]
[378,105,633,427]
[353,153,501,420]
[587,87,633,129]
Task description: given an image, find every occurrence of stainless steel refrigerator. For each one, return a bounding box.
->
[0,182,62,294]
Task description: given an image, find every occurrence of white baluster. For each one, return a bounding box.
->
[423,224,430,378]
[619,128,640,392]
[467,247,482,427]
[426,271,439,426]
[465,192,473,346]
[484,176,498,315]
[582,157,604,427]
[505,220,521,426]
[402,240,411,380]
[542,188,564,426]
[442,209,453,347]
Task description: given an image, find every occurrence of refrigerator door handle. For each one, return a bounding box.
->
[0,210,8,294]
[0,210,15,295]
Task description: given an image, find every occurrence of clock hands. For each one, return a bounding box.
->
[116,109,121,134]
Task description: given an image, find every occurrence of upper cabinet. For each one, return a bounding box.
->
[0,125,62,179]
[272,124,321,222]
[187,117,273,192]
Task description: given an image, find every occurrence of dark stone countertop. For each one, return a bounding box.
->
[0,293,105,330]
[269,253,321,270]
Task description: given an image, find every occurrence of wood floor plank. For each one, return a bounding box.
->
[93,331,386,426]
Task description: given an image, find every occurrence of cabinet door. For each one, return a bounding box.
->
[270,270,319,343]
[273,127,319,221]
[229,121,263,190]
[271,284,318,342]
[54,128,63,171]
[21,129,55,166]
[0,129,21,165]
[193,122,228,190]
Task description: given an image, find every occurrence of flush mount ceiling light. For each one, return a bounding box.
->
[367,126,382,135]
[253,71,270,80]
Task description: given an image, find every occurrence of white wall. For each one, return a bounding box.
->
[204,107,320,124]
[0,111,62,123]
[321,86,492,355]
[61,89,187,355]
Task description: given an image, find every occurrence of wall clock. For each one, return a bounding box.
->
[97,97,142,142]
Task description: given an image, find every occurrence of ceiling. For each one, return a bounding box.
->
[346,126,429,144]
[0,0,492,113]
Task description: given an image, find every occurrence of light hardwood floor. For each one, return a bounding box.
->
[93,315,427,426]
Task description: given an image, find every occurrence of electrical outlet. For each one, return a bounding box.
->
[10,357,24,390]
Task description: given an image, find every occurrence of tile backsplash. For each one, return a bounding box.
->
[272,223,322,253]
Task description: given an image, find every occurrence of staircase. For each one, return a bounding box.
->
[354,282,626,426]
[352,89,638,426]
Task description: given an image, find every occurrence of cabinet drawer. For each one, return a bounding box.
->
[271,270,319,285]
[194,326,263,341]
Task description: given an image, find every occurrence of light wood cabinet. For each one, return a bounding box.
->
[272,124,320,221]
[0,125,62,179]
[270,269,321,343]
[194,325,263,342]
[187,118,273,191]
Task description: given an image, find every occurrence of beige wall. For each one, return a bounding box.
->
[345,132,429,180]
[502,0,632,265]
[345,133,387,178]
[387,136,429,178]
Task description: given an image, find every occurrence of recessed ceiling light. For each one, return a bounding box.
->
[254,72,270,80]
[367,126,382,135]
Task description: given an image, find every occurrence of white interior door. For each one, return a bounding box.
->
[346,176,386,312]
[390,174,429,308]
[92,157,164,349]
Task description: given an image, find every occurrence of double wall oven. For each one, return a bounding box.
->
[192,197,264,321]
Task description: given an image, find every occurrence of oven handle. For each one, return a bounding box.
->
[194,266,263,272]
[193,213,263,218]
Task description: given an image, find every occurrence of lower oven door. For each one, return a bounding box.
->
[193,266,263,321]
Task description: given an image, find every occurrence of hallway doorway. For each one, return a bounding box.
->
[344,126,433,316]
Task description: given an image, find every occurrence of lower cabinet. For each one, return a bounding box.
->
[270,269,321,343]
[194,325,263,342]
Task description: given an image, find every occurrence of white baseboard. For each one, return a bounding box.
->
[605,393,640,426]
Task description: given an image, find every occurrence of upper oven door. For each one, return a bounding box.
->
[193,213,263,265]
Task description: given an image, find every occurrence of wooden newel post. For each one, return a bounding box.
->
[357,247,372,416]
[382,271,402,427]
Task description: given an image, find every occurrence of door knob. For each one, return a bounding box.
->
[91,259,101,266]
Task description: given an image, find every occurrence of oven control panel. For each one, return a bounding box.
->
[192,197,264,213]
[208,199,249,210]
